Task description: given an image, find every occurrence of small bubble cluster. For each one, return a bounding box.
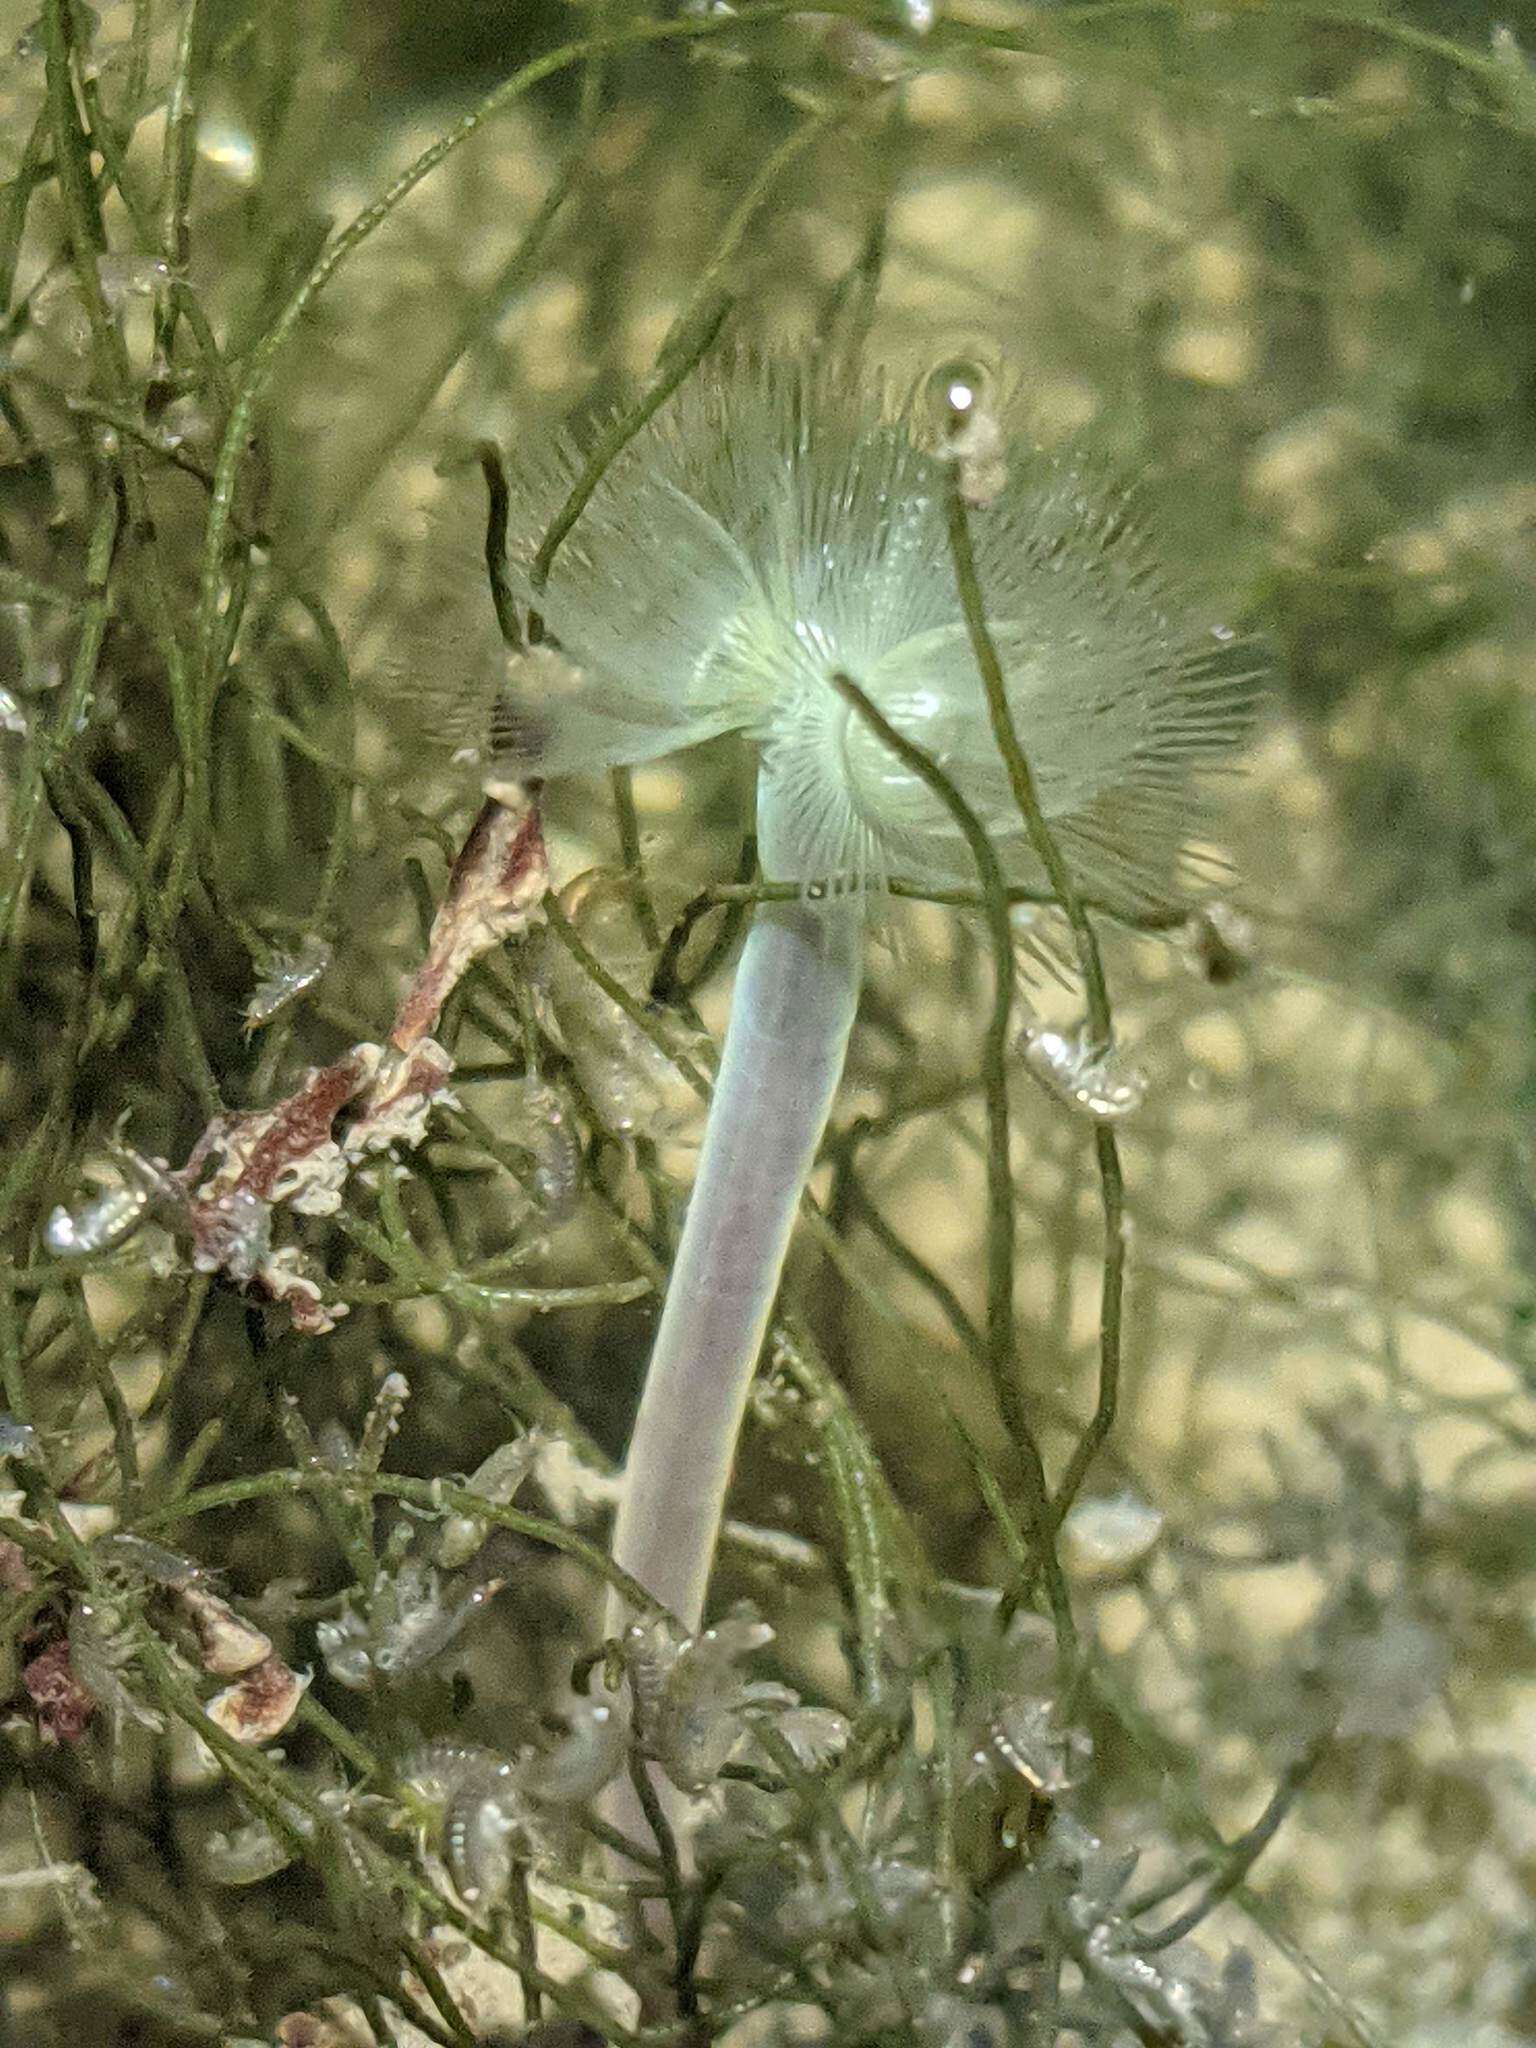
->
[1017,1019,1147,1121]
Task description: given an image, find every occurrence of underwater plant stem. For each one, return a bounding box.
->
[1136,1732,1327,1952]
[610,896,863,1631]
[944,480,1128,1531]
[830,673,1076,1653]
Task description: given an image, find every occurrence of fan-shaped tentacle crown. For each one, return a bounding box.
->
[495,356,1252,909]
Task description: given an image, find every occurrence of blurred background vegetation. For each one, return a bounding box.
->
[2,0,1535,2042]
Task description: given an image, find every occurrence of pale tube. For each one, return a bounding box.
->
[609,891,863,1631]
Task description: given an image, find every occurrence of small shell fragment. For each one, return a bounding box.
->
[205,1655,310,1744]
[274,2011,372,2048]
[205,1815,295,1886]
[531,1696,625,1807]
[178,1584,275,1676]
[1061,1491,1165,1580]
[776,1704,852,1770]
[0,1415,40,1463]
[58,1501,118,1542]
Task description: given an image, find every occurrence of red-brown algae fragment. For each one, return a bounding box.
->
[185,1185,270,1283]
[184,1045,380,1211]
[21,1637,96,1745]
[344,1038,456,1158]
[41,795,541,1333]
[390,792,548,1053]
[254,1245,348,1334]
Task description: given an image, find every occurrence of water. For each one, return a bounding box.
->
[0,3,1531,2041]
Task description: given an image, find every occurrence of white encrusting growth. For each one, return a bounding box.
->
[493,356,1253,1632]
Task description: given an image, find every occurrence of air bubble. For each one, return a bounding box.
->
[923,356,991,440]
[45,1179,152,1258]
[196,115,259,186]
[921,356,1006,505]
[243,938,332,1031]
[1017,1021,1146,1122]
[95,253,173,310]
[507,1076,582,1220]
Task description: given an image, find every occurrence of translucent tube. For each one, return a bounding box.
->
[609,892,863,1631]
